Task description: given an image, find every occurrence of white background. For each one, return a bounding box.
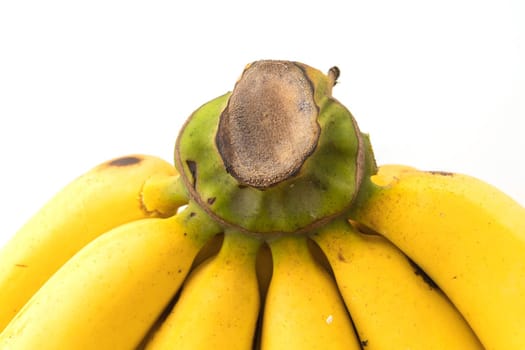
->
[1,0,524,247]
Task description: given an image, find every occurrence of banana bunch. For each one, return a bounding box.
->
[1,60,524,350]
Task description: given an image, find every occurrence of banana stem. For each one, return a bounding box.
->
[222,229,263,260]
[175,201,223,246]
[175,60,378,235]
[141,174,189,217]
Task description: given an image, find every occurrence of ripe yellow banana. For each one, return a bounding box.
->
[351,166,525,350]
[313,219,483,349]
[0,154,184,331]
[0,204,221,350]
[144,230,261,349]
[261,235,360,350]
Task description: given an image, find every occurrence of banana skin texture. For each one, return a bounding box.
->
[0,204,221,350]
[144,230,261,349]
[0,154,180,332]
[351,165,525,350]
[314,219,483,349]
[261,235,361,350]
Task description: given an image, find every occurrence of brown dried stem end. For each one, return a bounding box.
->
[216,61,320,189]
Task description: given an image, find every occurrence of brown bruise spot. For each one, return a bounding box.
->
[207,197,216,205]
[337,250,347,263]
[216,60,321,189]
[427,170,455,176]
[15,264,28,268]
[108,156,142,167]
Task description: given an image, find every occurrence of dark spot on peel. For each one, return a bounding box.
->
[177,269,182,273]
[337,250,347,262]
[189,212,196,218]
[207,197,216,205]
[407,257,439,290]
[428,170,454,176]
[15,264,28,268]
[108,156,142,167]
[186,160,197,189]
[361,339,368,347]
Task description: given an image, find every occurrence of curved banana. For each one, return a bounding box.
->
[261,235,360,350]
[144,230,261,349]
[0,154,183,331]
[351,167,525,350]
[0,204,221,350]
[313,219,483,349]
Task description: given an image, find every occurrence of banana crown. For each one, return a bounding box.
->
[175,60,376,235]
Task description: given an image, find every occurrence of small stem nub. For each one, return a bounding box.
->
[328,66,340,86]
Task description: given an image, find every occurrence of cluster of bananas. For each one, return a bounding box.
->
[1,60,524,350]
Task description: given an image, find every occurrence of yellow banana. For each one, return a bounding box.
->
[0,204,221,350]
[0,154,183,331]
[261,235,360,350]
[313,219,483,349]
[351,167,525,350]
[144,230,261,349]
